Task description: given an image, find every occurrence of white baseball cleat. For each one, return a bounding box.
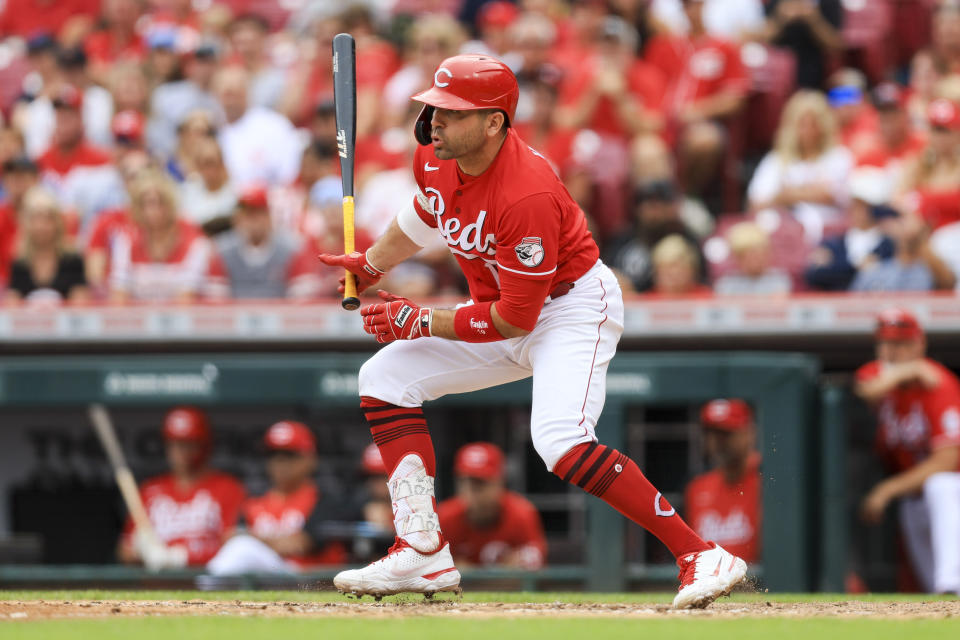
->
[333,537,461,599]
[672,542,747,609]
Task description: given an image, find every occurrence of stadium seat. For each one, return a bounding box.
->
[843,0,895,83]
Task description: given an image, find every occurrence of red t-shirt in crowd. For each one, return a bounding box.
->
[684,453,762,563]
[84,30,146,66]
[0,0,99,38]
[122,471,246,566]
[856,359,960,474]
[437,491,547,568]
[644,34,748,113]
[0,203,17,283]
[108,219,210,301]
[856,133,926,171]
[37,143,110,178]
[242,483,346,567]
[411,128,599,330]
[558,57,666,139]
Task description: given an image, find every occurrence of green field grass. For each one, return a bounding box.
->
[2,592,958,640]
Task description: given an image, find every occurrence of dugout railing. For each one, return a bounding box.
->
[0,351,835,592]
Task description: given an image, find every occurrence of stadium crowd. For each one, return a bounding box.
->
[0,0,958,306]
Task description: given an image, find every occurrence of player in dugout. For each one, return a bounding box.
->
[319,53,747,608]
[206,420,347,575]
[684,400,762,565]
[437,442,547,569]
[856,309,960,595]
[118,407,245,570]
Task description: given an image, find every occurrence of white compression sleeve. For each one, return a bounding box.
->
[396,193,437,248]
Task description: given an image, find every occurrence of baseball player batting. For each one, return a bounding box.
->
[318,54,746,608]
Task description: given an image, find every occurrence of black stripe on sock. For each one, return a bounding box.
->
[577,446,614,490]
[366,413,427,427]
[561,442,598,483]
[590,453,628,497]
[372,427,430,446]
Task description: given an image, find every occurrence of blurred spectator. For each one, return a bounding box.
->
[897,99,960,231]
[228,13,286,110]
[143,24,184,88]
[166,109,218,182]
[61,110,145,232]
[557,16,665,140]
[645,0,748,200]
[464,1,521,61]
[358,444,392,533]
[382,14,466,131]
[512,66,577,173]
[272,141,341,236]
[179,137,237,230]
[747,90,852,244]
[907,50,942,133]
[118,407,246,569]
[805,167,895,291]
[763,0,843,89]
[36,84,110,189]
[84,0,147,86]
[649,233,712,297]
[931,4,960,74]
[14,35,64,158]
[215,66,303,187]
[684,399,762,564]
[206,421,347,575]
[714,221,791,296]
[605,180,705,293]
[856,83,927,182]
[107,60,151,122]
[827,68,877,158]
[855,309,960,594]
[107,169,211,303]
[5,187,87,305]
[651,0,766,42]
[206,186,320,300]
[0,156,39,281]
[851,210,956,292]
[437,443,547,569]
[0,0,99,41]
[57,47,114,150]
[147,43,223,160]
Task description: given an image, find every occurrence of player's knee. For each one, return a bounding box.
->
[532,429,594,472]
[357,356,386,399]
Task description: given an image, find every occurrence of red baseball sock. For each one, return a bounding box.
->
[554,442,709,559]
[361,396,436,477]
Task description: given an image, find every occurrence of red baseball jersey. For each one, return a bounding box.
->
[411,128,598,328]
[241,483,346,566]
[856,359,960,474]
[684,454,762,563]
[644,34,748,113]
[437,490,547,568]
[122,471,246,566]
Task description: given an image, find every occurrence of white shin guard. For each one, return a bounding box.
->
[389,454,440,553]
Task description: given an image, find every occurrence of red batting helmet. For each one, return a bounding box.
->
[875,308,924,342]
[411,54,519,146]
[454,442,505,481]
[162,406,211,443]
[700,399,753,432]
[264,420,316,455]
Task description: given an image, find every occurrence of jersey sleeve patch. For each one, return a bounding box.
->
[514,237,545,268]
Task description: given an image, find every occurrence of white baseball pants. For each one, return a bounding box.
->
[205,534,296,576]
[898,471,960,594]
[358,260,625,470]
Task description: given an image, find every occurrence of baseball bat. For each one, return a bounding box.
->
[88,404,159,545]
[333,33,360,311]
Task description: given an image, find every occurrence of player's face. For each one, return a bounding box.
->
[429,108,491,160]
[165,440,205,475]
[703,427,754,470]
[266,451,315,492]
[456,476,504,524]
[877,338,925,364]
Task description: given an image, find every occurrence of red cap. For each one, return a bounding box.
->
[237,184,269,209]
[52,84,83,110]
[162,406,211,443]
[875,307,924,341]
[412,54,519,145]
[927,98,960,131]
[361,443,387,475]
[454,442,505,480]
[479,1,520,30]
[112,110,144,141]
[264,420,316,454]
[700,399,753,431]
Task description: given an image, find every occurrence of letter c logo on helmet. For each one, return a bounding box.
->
[434,67,453,88]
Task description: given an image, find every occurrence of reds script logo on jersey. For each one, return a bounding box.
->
[515,237,544,268]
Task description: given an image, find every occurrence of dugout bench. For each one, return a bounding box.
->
[0,351,842,592]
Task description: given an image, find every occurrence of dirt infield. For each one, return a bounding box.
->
[2,599,958,621]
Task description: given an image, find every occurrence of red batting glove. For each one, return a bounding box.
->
[317,251,385,294]
[361,291,433,343]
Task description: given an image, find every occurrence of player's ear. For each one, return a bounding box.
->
[486,110,505,137]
